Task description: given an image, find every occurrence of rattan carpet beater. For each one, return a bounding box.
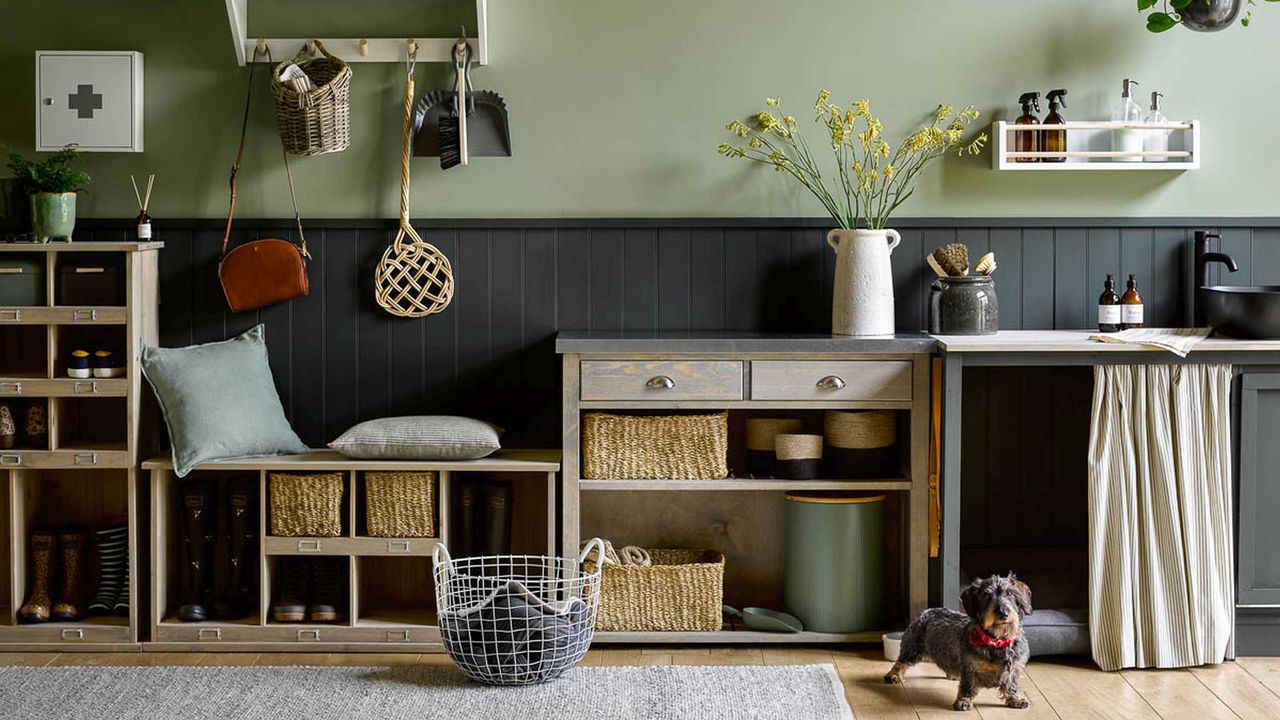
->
[375,43,455,318]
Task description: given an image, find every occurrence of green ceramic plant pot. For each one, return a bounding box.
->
[30,192,76,243]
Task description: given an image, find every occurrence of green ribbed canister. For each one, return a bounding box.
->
[783,492,884,633]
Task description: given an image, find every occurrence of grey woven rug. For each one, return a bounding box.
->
[0,664,852,720]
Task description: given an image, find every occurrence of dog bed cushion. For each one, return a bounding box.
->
[329,416,502,460]
[141,325,308,477]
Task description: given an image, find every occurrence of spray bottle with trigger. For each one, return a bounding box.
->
[1015,92,1041,163]
[1042,89,1068,163]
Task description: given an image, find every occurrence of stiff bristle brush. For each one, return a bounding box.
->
[439,38,470,170]
[932,244,970,276]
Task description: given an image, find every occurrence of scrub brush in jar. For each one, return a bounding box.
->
[932,244,970,276]
[974,252,997,275]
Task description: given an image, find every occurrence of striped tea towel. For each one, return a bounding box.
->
[1088,327,1211,357]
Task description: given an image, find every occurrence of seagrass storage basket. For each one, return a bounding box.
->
[824,410,898,478]
[271,41,351,156]
[365,471,437,538]
[585,544,724,632]
[269,472,344,537]
[582,412,728,480]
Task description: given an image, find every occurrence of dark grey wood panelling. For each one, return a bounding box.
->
[82,219,1277,461]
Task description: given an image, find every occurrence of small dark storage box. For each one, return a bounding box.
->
[0,256,46,306]
[58,259,124,306]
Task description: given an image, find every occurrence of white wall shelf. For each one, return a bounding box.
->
[224,0,488,65]
[991,120,1200,171]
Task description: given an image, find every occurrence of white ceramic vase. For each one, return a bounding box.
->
[828,228,900,336]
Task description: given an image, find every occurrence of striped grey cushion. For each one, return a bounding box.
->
[329,416,502,460]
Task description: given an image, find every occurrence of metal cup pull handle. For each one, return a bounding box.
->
[73,308,98,322]
[0,382,21,395]
[816,375,847,390]
[198,628,223,640]
[297,629,321,641]
[388,630,412,642]
[61,628,85,640]
[73,381,98,394]
[0,309,21,322]
[1,455,22,467]
[297,539,322,553]
[74,452,98,466]
[646,375,675,390]
[388,539,411,553]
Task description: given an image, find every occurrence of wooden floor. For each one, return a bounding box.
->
[2,648,1278,718]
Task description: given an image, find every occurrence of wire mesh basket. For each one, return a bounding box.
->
[432,539,605,685]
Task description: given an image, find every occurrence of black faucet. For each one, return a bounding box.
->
[1195,230,1239,289]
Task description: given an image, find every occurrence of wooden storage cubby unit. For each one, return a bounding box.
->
[2,469,138,649]
[145,449,559,652]
[0,242,158,651]
[559,335,933,644]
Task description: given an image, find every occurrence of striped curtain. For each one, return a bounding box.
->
[1088,364,1235,672]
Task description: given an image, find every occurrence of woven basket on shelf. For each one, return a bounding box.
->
[271,41,351,156]
[365,471,437,538]
[270,472,345,537]
[824,410,898,478]
[745,417,804,476]
[584,543,724,632]
[582,412,728,480]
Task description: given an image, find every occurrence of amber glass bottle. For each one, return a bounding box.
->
[1043,89,1068,164]
[1015,92,1041,163]
[1098,274,1121,332]
[1121,274,1144,329]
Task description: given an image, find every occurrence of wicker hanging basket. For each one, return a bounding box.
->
[374,51,455,317]
[271,41,352,157]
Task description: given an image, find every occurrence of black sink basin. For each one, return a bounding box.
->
[1199,286,1280,338]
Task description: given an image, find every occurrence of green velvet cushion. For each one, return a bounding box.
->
[329,416,503,460]
[141,325,308,477]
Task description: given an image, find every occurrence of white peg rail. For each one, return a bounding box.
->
[991,120,1200,171]
[224,0,488,65]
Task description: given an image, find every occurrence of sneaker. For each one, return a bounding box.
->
[67,350,92,378]
[92,351,125,378]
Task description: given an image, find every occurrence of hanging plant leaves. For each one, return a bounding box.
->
[1170,0,1192,9]
[1137,0,1159,9]
[1147,11,1180,30]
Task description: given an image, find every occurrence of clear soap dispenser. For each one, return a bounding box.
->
[1143,91,1169,163]
[1112,78,1143,163]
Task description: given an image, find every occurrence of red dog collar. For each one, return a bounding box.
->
[970,625,1014,649]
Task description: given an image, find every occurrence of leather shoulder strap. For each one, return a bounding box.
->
[222,47,310,260]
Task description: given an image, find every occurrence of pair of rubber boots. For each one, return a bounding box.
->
[18,527,91,623]
[177,477,257,622]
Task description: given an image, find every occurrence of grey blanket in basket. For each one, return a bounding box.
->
[440,579,592,684]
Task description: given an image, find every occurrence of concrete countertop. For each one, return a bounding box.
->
[555,331,937,354]
[933,329,1280,353]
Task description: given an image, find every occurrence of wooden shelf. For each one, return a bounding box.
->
[0,378,128,397]
[0,242,162,253]
[992,120,1200,171]
[580,477,911,491]
[592,629,888,644]
[264,535,439,557]
[0,307,128,324]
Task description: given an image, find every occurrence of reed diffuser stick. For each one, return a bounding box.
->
[143,173,154,212]
[130,175,144,210]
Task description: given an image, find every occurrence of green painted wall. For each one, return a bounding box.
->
[1,0,1276,219]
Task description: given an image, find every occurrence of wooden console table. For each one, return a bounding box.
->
[557,332,933,643]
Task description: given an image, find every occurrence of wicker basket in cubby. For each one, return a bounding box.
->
[585,543,725,632]
[582,412,728,480]
[365,471,437,538]
[269,472,345,537]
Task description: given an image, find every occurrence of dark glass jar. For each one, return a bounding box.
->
[929,276,999,336]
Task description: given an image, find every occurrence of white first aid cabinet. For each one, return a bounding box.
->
[35,51,144,153]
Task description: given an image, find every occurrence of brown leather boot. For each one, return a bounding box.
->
[18,530,56,623]
[0,404,15,450]
[271,557,308,623]
[52,528,88,621]
[308,557,345,623]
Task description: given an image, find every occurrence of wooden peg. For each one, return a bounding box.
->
[358,39,369,57]
[305,39,317,56]
[407,38,417,57]
[255,38,267,57]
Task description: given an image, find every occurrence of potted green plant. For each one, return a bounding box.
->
[1140,0,1277,32]
[718,93,985,336]
[5,145,90,243]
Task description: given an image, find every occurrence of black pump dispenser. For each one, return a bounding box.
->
[1043,89,1068,163]
[1015,92,1041,163]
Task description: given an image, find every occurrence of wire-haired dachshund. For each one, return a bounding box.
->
[884,573,1033,711]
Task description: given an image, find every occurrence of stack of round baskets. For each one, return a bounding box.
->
[271,41,351,156]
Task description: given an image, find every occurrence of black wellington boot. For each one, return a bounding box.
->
[481,480,514,556]
[178,479,214,622]
[222,477,257,619]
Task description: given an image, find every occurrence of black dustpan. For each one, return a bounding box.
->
[413,89,511,158]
